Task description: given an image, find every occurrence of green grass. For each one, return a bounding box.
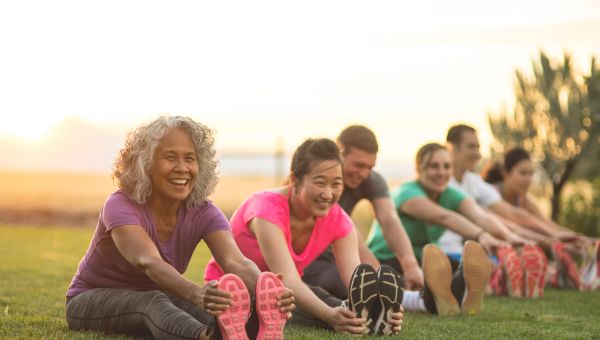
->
[1,225,599,339]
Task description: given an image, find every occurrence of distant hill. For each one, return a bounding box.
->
[0,118,413,180]
[0,118,125,173]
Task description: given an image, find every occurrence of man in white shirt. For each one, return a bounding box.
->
[445,124,560,248]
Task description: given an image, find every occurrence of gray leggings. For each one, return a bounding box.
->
[66,285,342,339]
[65,288,214,339]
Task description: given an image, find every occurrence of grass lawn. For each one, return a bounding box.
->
[1,225,599,339]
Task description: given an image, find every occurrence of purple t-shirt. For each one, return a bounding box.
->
[66,190,230,298]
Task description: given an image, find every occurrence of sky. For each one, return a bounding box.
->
[1,0,600,174]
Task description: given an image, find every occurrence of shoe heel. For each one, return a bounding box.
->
[256,272,287,340]
[348,264,378,333]
[217,274,251,340]
[376,265,403,335]
[462,241,491,315]
[423,244,459,316]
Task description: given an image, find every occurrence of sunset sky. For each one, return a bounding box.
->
[1,0,599,173]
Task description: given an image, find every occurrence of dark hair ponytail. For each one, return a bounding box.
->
[482,147,531,183]
[481,161,504,184]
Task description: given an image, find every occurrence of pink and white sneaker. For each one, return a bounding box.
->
[581,240,600,291]
[497,246,523,298]
[256,272,287,340]
[535,245,548,297]
[217,274,251,340]
[522,244,546,298]
[552,242,582,290]
[490,267,507,296]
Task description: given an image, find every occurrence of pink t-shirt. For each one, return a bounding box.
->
[66,190,230,298]
[204,190,354,281]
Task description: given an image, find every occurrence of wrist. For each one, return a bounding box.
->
[321,307,336,325]
[473,230,486,241]
[399,257,420,271]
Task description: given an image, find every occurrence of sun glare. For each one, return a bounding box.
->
[0,115,57,142]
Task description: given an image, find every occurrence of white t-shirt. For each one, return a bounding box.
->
[449,171,501,208]
[439,171,502,257]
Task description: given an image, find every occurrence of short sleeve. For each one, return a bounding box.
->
[195,202,231,236]
[473,177,502,207]
[366,171,390,201]
[443,187,467,211]
[393,182,426,208]
[328,205,354,240]
[101,192,143,232]
[242,192,288,230]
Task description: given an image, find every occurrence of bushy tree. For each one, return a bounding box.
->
[559,176,600,237]
[488,51,600,220]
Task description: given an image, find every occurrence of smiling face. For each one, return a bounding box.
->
[453,130,482,171]
[292,159,344,217]
[504,158,534,195]
[341,147,377,189]
[418,149,452,194]
[149,127,199,205]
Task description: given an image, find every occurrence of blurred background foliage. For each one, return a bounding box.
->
[488,51,599,233]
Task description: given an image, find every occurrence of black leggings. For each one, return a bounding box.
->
[66,288,214,339]
[66,285,343,339]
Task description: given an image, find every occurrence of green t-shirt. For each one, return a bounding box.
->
[366,180,466,262]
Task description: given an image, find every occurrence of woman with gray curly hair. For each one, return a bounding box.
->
[65,116,294,340]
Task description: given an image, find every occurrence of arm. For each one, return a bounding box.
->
[331,228,362,286]
[458,198,525,245]
[111,225,231,315]
[401,197,485,239]
[371,197,423,290]
[356,227,381,269]
[488,200,556,236]
[401,197,507,252]
[485,208,554,248]
[250,218,365,334]
[522,197,582,240]
[204,230,261,292]
[206,229,295,315]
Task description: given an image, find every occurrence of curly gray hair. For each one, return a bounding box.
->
[112,115,218,208]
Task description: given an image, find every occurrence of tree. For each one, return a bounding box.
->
[488,51,600,220]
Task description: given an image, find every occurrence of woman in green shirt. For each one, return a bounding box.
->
[366,143,513,315]
[368,143,507,266]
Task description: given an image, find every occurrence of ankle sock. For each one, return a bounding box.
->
[401,290,427,312]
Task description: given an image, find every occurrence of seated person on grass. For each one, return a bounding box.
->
[302,125,423,298]
[446,124,560,249]
[204,138,405,335]
[205,138,492,332]
[483,147,598,290]
[443,124,549,299]
[65,116,294,340]
[366,142,507,315]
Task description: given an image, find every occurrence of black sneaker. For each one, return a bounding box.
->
[451,240,491,315]
[422,244,460,316]
[374,265,404,335]
[348,264,378,333]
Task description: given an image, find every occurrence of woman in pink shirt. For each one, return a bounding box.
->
[205,138,404,335]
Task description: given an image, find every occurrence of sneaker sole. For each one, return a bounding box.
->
[256,272,287,340]
[217,274,251,340]
[502,247,524,298]
[522,245,544,298]
[375,265,403,335]
[461,241,491,315]
[553,242,582,290]
[423,244,459,316]
[348,264,378,332]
